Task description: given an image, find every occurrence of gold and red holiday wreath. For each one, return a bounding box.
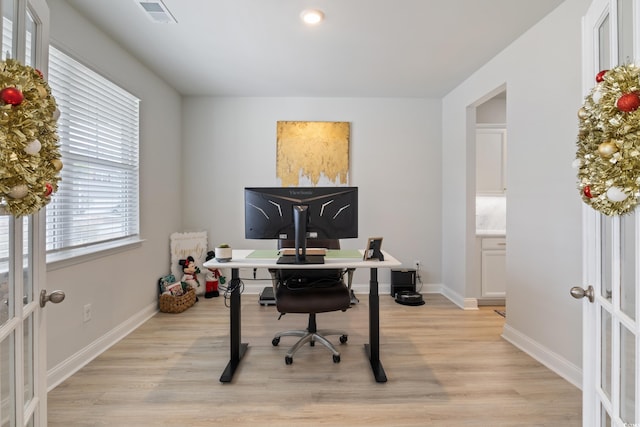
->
[576,64,640,216]
[0,58,62,217]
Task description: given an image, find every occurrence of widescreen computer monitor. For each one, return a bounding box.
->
[244,186,358,264]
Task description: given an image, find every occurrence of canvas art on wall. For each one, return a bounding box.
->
[276,121,350,187]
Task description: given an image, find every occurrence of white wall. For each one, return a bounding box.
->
[181,97,443,289]
[46,1,183,380]
[442,0,590,386]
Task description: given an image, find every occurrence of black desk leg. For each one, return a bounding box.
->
[364,267,387,383]
[220,267,248,383]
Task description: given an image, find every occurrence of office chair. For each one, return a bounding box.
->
[269,239,354,364]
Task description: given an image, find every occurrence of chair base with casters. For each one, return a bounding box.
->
[272,312,348,364]
[269,268,352,364]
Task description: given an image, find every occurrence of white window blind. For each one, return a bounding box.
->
[46,46,140,254]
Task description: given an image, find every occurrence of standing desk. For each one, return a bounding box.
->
[203,249,401,383]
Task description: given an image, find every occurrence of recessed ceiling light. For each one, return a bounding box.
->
[301,9,324,25]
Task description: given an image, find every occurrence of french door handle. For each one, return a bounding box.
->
[39,289,66,307]
[570,285,594,303]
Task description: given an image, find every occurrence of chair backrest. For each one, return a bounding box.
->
[277,239,341,250]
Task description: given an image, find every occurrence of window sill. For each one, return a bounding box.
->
[46,237,146,272]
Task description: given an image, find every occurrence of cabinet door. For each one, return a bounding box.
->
[481,249,506,297]
[476,128,507,195]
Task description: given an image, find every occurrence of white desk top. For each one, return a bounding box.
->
[203,249,401,269]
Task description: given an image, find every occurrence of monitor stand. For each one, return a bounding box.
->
[277,255,325,265]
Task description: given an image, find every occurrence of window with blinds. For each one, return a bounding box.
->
[46,46,140,254]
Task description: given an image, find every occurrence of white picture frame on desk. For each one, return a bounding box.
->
[363,237,384,261]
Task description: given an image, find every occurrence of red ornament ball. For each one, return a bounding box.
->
[617,92,640,112]
[584,186,593,199]
[44,183,53,197]
[0,87,24,105]
[595,70,608,82]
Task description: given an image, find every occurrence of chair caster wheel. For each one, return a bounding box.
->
[333,354,340,363]
[339,335,348,344]
[285,356,293,365]
[272,337,280,346]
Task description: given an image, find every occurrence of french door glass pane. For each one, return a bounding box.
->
[0,217,28,324]
[617,0,634,64]
[0,274,7,326]
[598,13,610,70]
[602,216,613,301]
[23,314,33,410]
[0,0,14,325]
[620,214,636,320]
[600,404,612,427]
[620,325,635,424]
[1,0,14,61]
[0,228,8,327]
[24,8,34,66]
[22,216,30,305]
[0,331,16,427]
[602,307,612,400]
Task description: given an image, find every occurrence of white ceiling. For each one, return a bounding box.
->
[62,0,565,98]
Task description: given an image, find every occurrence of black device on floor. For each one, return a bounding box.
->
[259,286,276,306]
[391,268,423,306]
[390,268,416,296]
[395,290,425,306]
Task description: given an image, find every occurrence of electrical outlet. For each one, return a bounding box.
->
[83,303,92,322]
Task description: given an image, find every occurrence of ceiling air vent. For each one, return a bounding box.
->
[136,0,177,24]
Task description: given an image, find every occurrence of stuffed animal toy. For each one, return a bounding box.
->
[204,250,223,298]
[179,256,202,296]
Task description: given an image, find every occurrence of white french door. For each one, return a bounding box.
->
[0,1,53,426]
[575,1,640,425]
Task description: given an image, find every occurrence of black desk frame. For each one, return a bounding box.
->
[219,266,387,383]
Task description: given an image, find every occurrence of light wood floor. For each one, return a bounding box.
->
[48,293,581,426]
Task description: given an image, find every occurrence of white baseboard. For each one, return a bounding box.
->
[47,301,158,391]
[431,284,477,310]
[501,323,582,389]
[463,298,479,310]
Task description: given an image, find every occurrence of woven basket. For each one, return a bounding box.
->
[159,287,196,313]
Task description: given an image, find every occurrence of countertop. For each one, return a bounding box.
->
[476,230,506,237]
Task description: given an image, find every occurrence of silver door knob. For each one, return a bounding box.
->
[40,289,66,307]
[570,285,594,303]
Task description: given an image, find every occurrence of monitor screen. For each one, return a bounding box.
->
[244,186,358,263]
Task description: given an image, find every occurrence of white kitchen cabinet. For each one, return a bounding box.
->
[480,237,506,297]
[476,127,507,195]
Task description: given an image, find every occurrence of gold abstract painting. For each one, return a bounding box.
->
[276,121,350,187]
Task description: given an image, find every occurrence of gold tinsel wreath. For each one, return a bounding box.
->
[0,58,61,217]
[576,64,640,216]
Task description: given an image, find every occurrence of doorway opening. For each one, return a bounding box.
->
[472,87,507,312]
